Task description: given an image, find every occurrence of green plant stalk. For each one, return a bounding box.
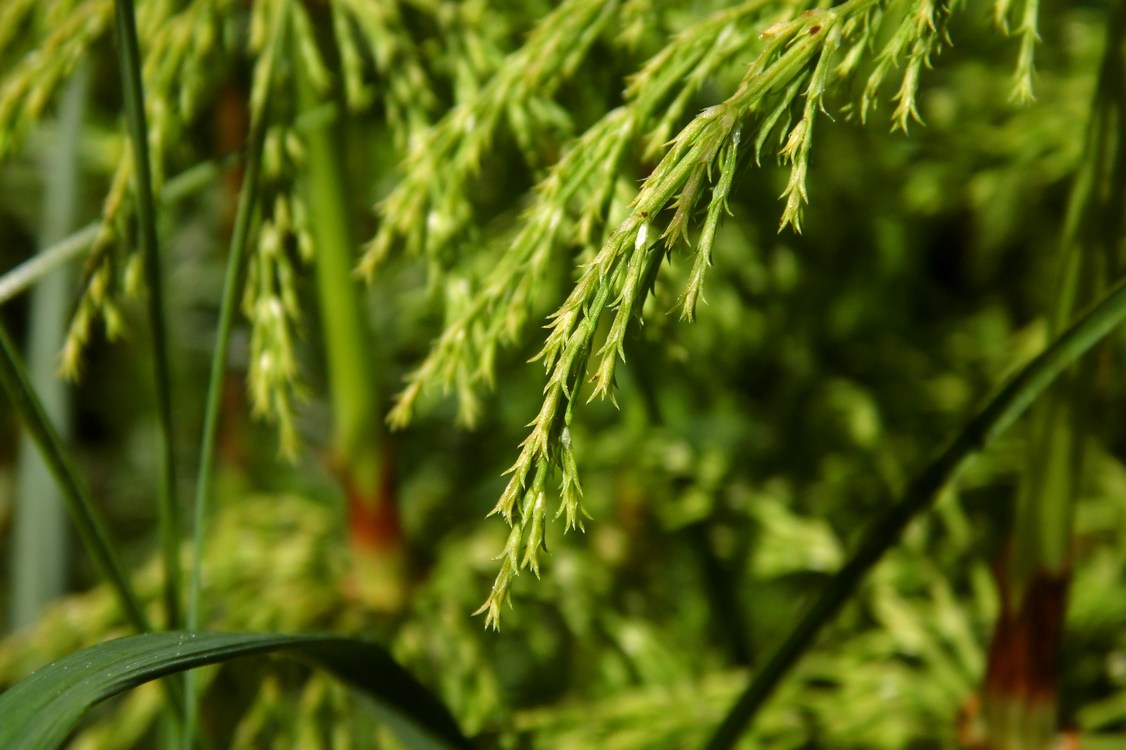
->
[1007,0,1125,593]
[983,4,1126,745]
[0,324,149,634]
[0,320,189,729]
[299,62,404,609]
[0,224,98,305]
[9,64,87,629]
[113,0,181,631]
[1012,388,1083,581]
[707,270,1126,749]
[182,81,272,750]
[300,89,378,490]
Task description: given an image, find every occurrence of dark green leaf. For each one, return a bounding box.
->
[0,631,471,750]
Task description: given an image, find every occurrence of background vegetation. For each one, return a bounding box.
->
[0,0,1124,747]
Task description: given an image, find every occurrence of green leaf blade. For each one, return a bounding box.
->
[0,631,471,750]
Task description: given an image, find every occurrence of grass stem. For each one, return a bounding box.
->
[708,270,1126,748]
[113,0,182,632]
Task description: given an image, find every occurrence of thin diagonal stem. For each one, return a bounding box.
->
[182,83,271,750]
[182,0,291,742]
[0,324,149,634]
[113,0,181,630]
[0,105,336,306]
[707,270,1126,748]
[0,317,189,726]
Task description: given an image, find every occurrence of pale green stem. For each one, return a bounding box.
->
[297,27,405,611]
[181,81,272,750]
[0,105,335,306]
[9,64,86,630]
[299,67,380,495]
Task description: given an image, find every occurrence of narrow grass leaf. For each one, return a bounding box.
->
[0,631,471,750]
[708,271,1126,748]
[0,324,149,634]
[113,0,181,630]
[184,22,275,749]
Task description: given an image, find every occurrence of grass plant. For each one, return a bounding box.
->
[0,0,1125,747]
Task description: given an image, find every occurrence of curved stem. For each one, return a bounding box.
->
[0,325,149,634]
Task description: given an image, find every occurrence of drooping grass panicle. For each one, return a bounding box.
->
[682,127,740,321]
[240,0,319,460]
[52,0,320,457]
[0,0,40,54]
[330,0,452,146]
[60,162,132,379]
[135,0,231,191]
[54,0,232,377]
[1010,0,1041,103]
[3,0,976,635]
[584,9,849,392]
[858,0,950,129]
[242,188,309,460]
[334,1,432,127]
[473,124,745,627]
[627,0,784,162]
[778,21,842,232]
[992,0,1042,102]
[0,0,112,161]
[386,3,814,430]
[358,0,622,274]
[386,107,640,429]
[468,0,975,626]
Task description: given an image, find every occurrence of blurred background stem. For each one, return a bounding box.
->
[298,54,405,613]
[981,2,1126,746]
[8,64,87,630]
